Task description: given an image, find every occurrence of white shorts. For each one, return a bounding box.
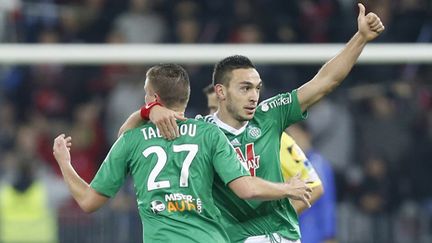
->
[244,233,301,243]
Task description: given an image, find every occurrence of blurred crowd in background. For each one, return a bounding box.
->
[0,0,431,242]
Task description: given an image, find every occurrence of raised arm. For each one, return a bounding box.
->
[228,174,313,207]
[297,3,384,112]
[53,134,109,213]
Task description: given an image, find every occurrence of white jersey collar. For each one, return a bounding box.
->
[213,112,248,136]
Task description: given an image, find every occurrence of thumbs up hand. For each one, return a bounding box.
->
[357,3,385,41]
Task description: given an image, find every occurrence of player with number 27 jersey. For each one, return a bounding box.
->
[90,119,249,243]
[201,90,307,242]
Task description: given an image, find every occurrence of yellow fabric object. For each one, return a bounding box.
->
[0,182,58,243]
[280,133,321,188]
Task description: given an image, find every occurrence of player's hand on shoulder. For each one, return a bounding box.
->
[149,105,187,140]
[53,134,72,164]
[357,3,385,41]
[285,173,313,208]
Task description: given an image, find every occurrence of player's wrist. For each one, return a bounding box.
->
[284,183,300,199]
[140,102,163,120]
[59,158,72,165]
[283,183,294,198]
[354,31,368,43]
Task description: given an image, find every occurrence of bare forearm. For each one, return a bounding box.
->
[53,134,108,213]
[58,162,92,209]
[118,110,143,137]
[229,175,312,206]
[298,32,367,111]
[230,176,290,200]
[247,177,292,200]
[315,32,366,84]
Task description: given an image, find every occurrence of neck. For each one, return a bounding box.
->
[216,104,247,130]
[166,104,186,113]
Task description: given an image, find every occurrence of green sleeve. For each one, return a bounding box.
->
[90,134,130,197]
[258,89,307,132]
[211,128,250,185]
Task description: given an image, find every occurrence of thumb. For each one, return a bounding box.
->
[358,3,366,18]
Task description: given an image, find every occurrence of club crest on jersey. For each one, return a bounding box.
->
[248,126,261,139]
[235,143,260,176]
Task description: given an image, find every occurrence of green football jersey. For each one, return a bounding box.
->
[202,90,307,242]
[90,119,249,243]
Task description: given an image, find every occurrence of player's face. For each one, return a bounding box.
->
[224,68,262,121]
[144,79,157,104]
[206,92,218,114]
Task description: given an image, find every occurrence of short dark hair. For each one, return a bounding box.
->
[202,84,214,95]
[212,55,256,86]
[146,64,190,107]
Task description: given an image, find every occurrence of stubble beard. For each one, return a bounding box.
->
[226,94,251,123]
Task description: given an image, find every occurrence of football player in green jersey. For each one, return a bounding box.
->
[204,81,324,216]
[204,82,324,215]
[120,4,384,242]
[52,64,313,243]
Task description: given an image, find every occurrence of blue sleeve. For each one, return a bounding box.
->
[318,159,337,239]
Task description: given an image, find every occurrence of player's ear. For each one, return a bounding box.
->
[154,93,161,103]
[214,84,226,100]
